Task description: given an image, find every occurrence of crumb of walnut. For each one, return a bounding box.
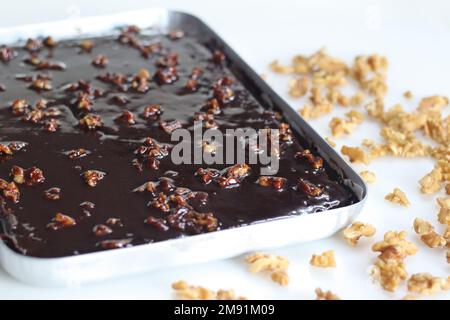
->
[342,221,376,246]
[404,91,413,99]
[385,188,410,207]
[245,252,290,285]
[407,273,450,295]
[413,218,446,248]
[172,281,246,300]
[447,251,450,264]
[359,170,376,184]
[82,170,106,187]
[310,250,336,268]
[372,231,418,259]
[437,197,450,225]
[370,258,408,292]
[271,270,289,286]
[47,213,76,230]
[419,166,442,194]
[315,288,340,300]
[325,137,336,147]
[0,179,20,203]
[288,77,309,97]
[341,145,370,164]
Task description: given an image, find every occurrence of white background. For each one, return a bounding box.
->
[0,0,449,299]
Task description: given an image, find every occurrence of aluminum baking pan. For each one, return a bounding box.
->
[0,9,367,287]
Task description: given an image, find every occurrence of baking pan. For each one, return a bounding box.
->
[0,9,367,287]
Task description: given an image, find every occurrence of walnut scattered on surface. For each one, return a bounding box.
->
[437,197,450,225]
[172,281,246,300]
[419,167,442,194]
[329,110,364,137]
[403,91,413,99]
[371,231,418,292]
[341,146,370,164]
[384,188,410,207]
[315,288,341,300]
[413,218,446,248]
[310,250,336,268]
[407,273,450,296]
[289,77,309,97]
[245,252,290,286]
[325,137,336,147]
[359,170,376,184]
[342,221,376,246]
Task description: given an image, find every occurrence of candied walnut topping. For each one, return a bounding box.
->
[407,273,450,296]
[142,104,163,120]
[106,218,123,227]
[385,188,410,207]
[47,213,76,231]
[359,170,376,183]
[245,252,289,286]
[159,120,182,134]
[43,36,56,48]
[310,250,336,268]
[79,114,103,130]
[0,46,18,62]
[43,187,61,201]
[172,281,246,300]
[167,207,218,234]
[371,231,418,292]
[297,179,323,197]
[342,221,376,246]
[30,75,52,91]
[133,137,169,171]
[92,54,109,68]
[97,238,132,249]
[10,99,30,116]
[315,288,341,300]
[168,29,184,40]
[0,179,20,203]
[413,218,446,248]
[145,216,169,231]
[295,149,323,169]
[155,67,178,84]
[115,110,136,125]
[65,148,90,160]
[43,118,59,132]
[11,165,45,186]
[93,224,113,237]
[256,176,287,190]
[212,50,226,64]
[82,170,106,187]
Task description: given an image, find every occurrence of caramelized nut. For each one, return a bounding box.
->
[43,187,62,200]
[93,224,113,237]
[82,170,106,187]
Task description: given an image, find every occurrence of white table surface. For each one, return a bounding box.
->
[0,0,449,300]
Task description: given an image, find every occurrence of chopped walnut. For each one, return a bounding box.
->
[413,218,446,248]
[288,77,309,97]
[172,281,246,300]
[437,197,450,225]
[325,137,336,147]
[82,170,106,187]
[359,170,376,184]
[65,148,90,160]
[0,179,20,203]
[315,288,341,300]
[47,213,76,230]
[256,176,287,190]
[372,231,418,259]
[419,166,442,194]
[93,224,113,237]
[404,91,413,99]
[43,187,61,200]
[142,104,163,119]
[11,166,45,186]
[115,110,136,125]
[385,188,410,207]
[341,146,370,164]
[310,250,336,268]
[295,149,323,169]
[297,179,323,197]
[245,252,289,286]
[371,258,408,292]
[79,114,103,130]
[92,54,108,68]
[342,221,376,246]
[329,110,364,137]
[407,273,450,295]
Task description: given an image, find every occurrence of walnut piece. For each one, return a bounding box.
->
[384,188,410,207]
[172,281,246,300]
[413,218,446,248]
[310,250,336,268]
[359,170,376,184]
[341,146,370,164]
[315,288,341,300]
[342,221,376,246]
[407,273,450,295]
[245,252,289,286]
[437,197,450,225]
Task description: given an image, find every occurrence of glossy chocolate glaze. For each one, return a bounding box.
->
[0,29,357,257]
